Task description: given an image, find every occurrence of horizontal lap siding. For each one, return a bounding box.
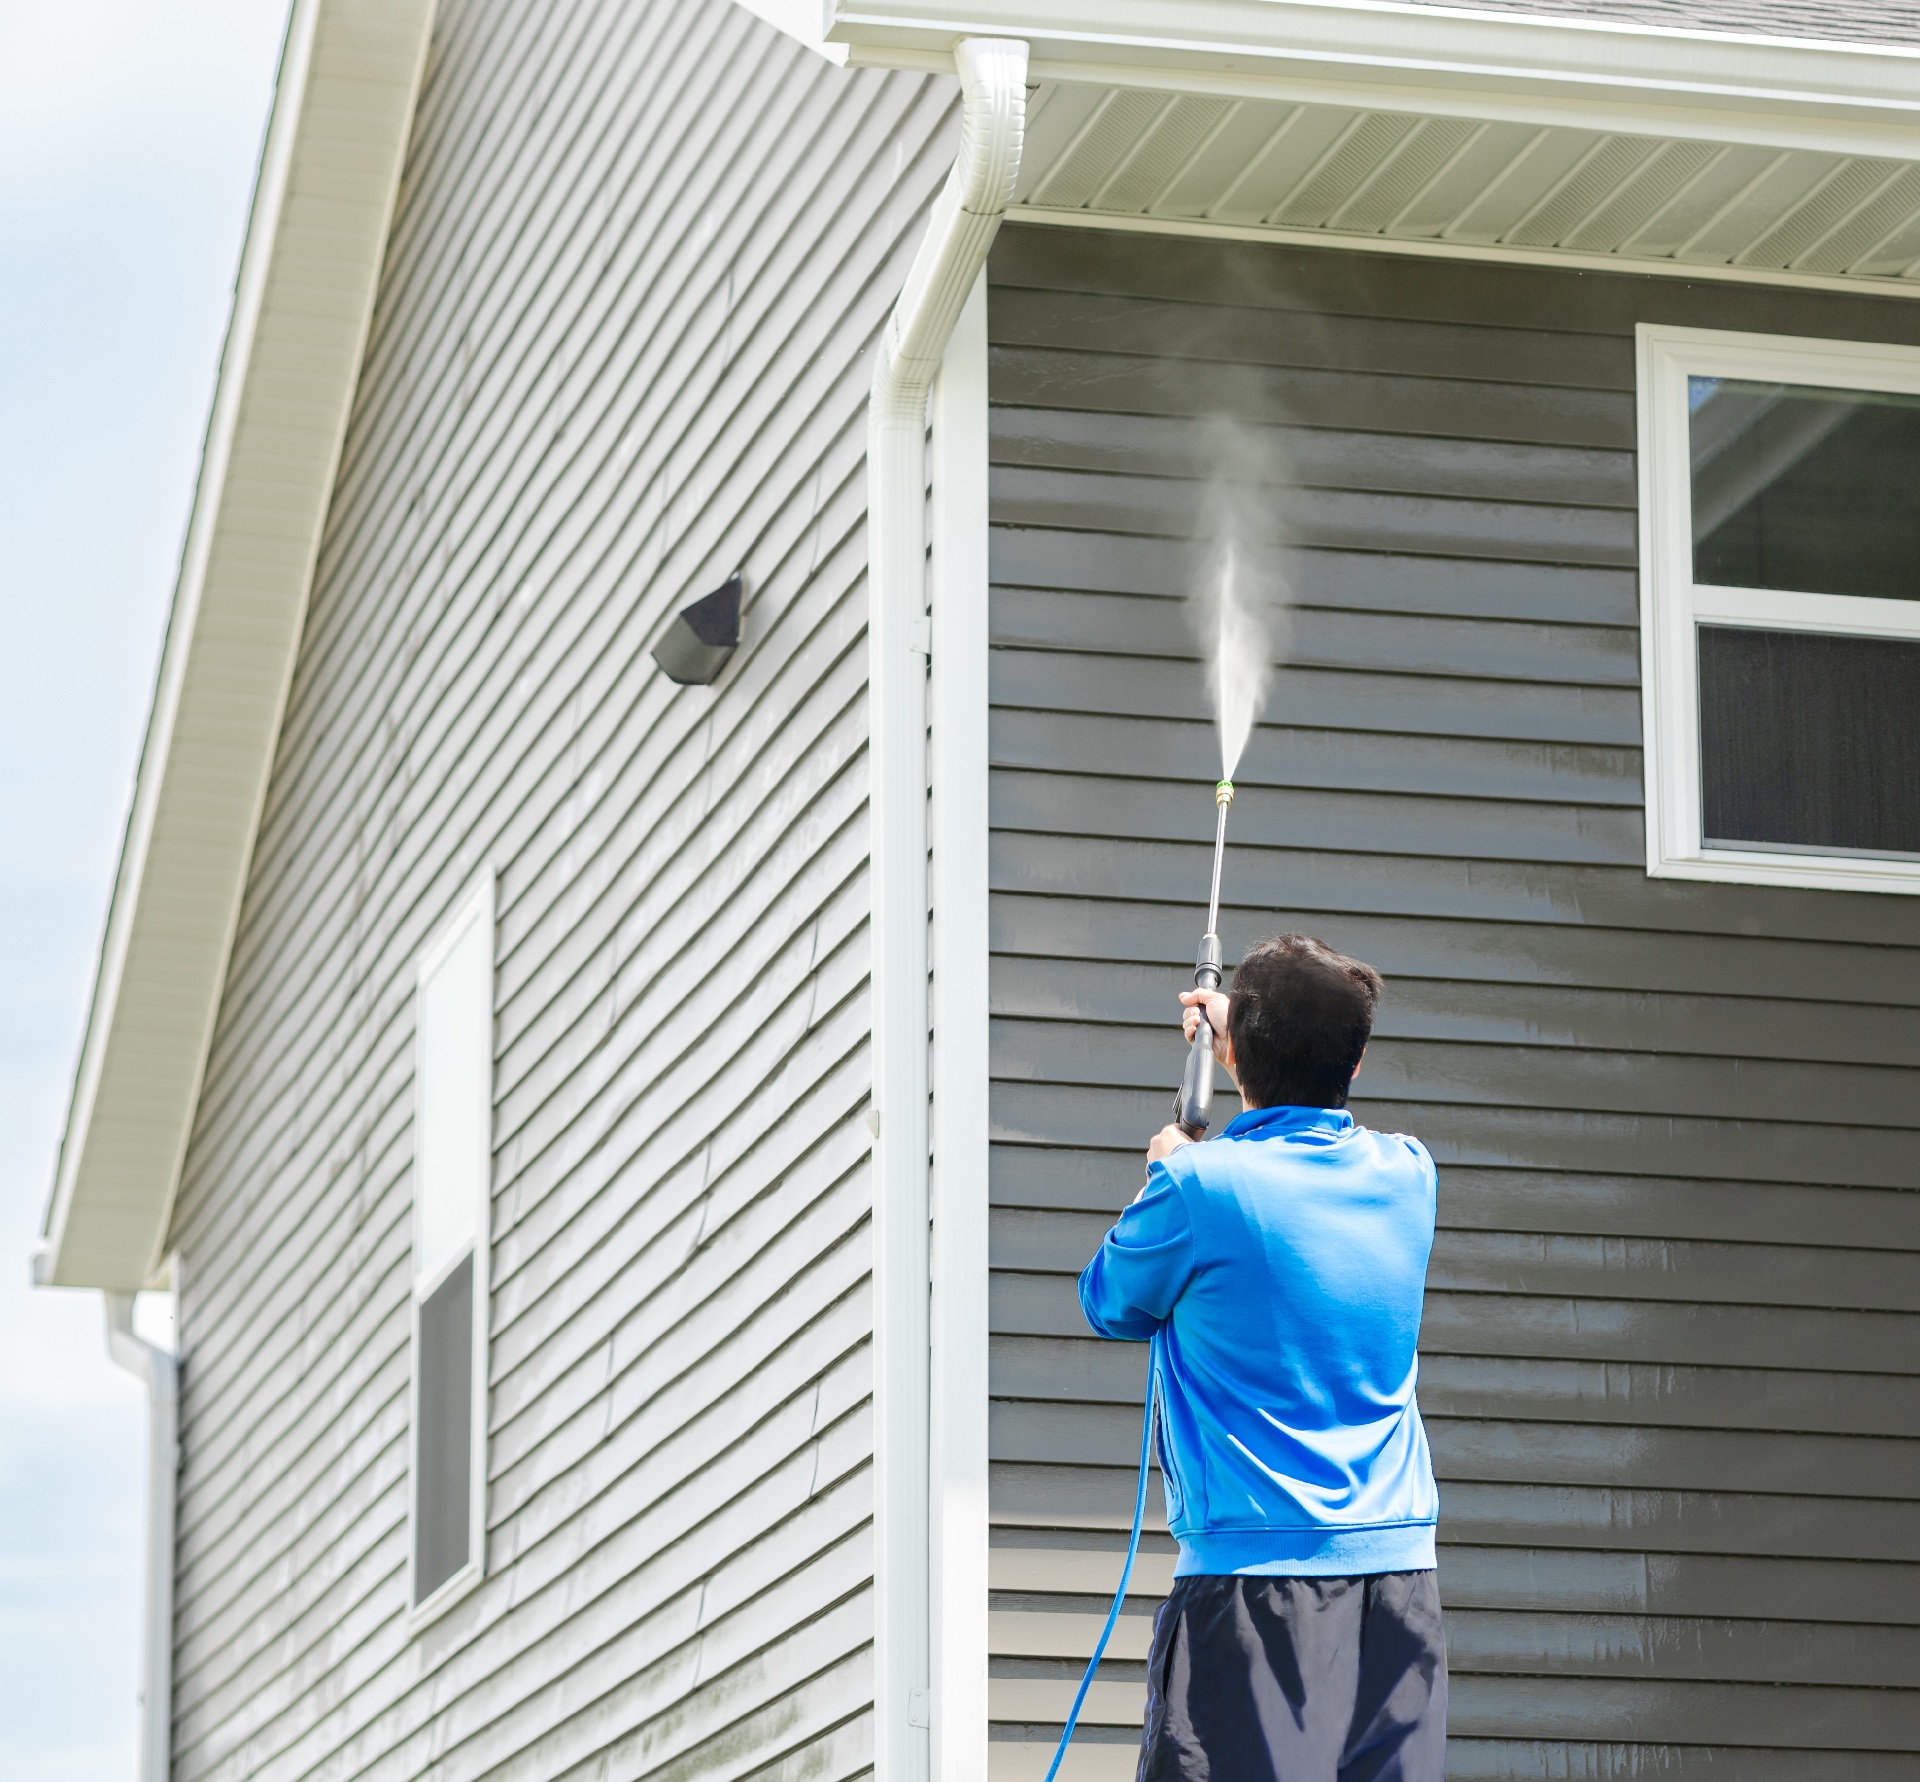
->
[164,2,944,1776]
[984,223,1920,1780]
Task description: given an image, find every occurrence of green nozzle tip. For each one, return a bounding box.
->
[1215,778,1234,806]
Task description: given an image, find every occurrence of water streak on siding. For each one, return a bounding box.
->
[985,221,1920,1780]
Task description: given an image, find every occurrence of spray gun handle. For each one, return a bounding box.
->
[1173,934,1225,1139]
[1174,1022,1213,1138]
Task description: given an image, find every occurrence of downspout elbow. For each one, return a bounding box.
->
[105,1291,155,1387]
[105,1290,178,1428]
[872,37,1028,425]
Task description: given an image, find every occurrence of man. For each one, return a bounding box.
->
[1079,932,1445,1781]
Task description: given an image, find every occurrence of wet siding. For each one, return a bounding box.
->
[162,4,948,1777]
[984,224,1920,1779]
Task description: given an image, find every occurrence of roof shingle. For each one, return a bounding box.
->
[1396,0,1920,48]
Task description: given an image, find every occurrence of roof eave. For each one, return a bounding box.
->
[39,0,436,1291]
[828,0,1920,158]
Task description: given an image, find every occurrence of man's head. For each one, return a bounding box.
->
[1227,933,1382,1109]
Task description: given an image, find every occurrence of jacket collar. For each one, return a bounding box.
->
[1220,1104,1354,1143]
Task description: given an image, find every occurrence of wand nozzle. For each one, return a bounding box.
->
[1174,781,1234,1139]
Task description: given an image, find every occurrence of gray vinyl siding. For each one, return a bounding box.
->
[162,2,949,1775]
[984,224,1920,1777]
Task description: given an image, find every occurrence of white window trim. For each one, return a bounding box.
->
[1637,322,1920,897]
[406,868,495,1630]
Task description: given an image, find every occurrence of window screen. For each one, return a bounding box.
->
[1689,377,1920,602]
[1698,625,1920,858]
[414,1254,474,1602]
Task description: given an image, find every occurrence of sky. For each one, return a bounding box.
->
[0,2,286,1775]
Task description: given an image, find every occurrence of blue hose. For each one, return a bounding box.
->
[1042,1365,1158,1782]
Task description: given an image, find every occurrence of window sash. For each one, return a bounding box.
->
[1637,324,1920,896]
[413,1252,476,1604]
[408,871,494,1621]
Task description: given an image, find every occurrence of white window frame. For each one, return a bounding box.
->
[1638,322,1920,896]
[406,869,495,1627]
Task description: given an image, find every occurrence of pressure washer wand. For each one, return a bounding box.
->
[1174,780,1234,1139]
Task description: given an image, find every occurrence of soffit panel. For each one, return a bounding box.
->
[1013,79,1920,282]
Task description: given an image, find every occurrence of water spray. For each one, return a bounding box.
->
[1045,420,1282,1782]
[1174,779,1234,1139]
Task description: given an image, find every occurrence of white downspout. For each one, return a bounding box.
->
[105,1292,177,1782]
[868,35,1025,1782]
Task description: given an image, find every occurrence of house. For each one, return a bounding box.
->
[37,0,1920,1775]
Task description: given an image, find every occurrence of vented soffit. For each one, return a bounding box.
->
[827,0,1920,290]
[1010,80,1920,286]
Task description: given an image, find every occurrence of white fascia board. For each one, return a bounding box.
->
[732,0,850,62]
[828,0,1920,159]
[40,0,436,1292]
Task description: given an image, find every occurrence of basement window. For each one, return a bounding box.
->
[409,871,495,1621]
[1638,325,1920,894]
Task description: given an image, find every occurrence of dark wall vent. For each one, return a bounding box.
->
[652,575,742,685]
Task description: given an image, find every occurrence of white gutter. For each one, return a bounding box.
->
[868,35,1025,1782]
[104,1293,177,1782]
[830,0,1920,160]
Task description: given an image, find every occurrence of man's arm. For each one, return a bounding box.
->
[1078,1163,1196,1340]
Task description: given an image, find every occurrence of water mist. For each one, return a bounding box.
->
[1047,416,1295,1782]
[1173,418,1288,1139]
[1194,418,1288,779]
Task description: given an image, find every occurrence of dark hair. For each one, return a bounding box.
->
[1227,933,1382,1109]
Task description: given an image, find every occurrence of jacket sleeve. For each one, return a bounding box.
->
[1078,1163,1196,1340]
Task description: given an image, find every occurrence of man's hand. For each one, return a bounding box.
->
[1146,1123,1193,1165]
[1180,988,1235,1075]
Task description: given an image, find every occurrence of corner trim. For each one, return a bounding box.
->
[928,272,991,1782]
[868,37,1026,1782]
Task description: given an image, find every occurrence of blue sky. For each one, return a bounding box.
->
[0,3,284,1773]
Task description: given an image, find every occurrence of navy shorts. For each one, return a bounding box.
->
[1137,1571,1447,1782]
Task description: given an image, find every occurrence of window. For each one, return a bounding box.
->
[1639,325,1920,893]
[409,871,495,1618]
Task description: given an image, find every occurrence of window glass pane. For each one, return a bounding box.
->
[416,909,491,1278]
[1689,376,1920,601]
[415,1252,474,1603]
[1698,625,1920,858]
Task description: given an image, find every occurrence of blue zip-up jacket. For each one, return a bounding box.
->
[1078,1104,1439,1577]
